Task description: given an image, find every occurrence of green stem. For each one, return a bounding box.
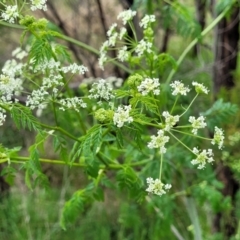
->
[7,156,151,169]
[56,34,132,74]
[159,153,163,180]
[171,128,211,140]
[168,131,193,153]
[165,5,233,84]
[39,123,81,142]
[171,95,179,114]
[180,93,199,117]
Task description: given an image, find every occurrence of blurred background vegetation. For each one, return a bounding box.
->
[0,0,240,239]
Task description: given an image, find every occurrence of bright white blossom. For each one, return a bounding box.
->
[61,63,88,75]
[30,0,47,11]
[1,5,19,23]
[113,105,133,128]
[0,74,22,101]
[108,33,118,47]
[137,78,160,96]
[100,41,109,54]
[117,46,129,62]
[211,127,224,149]
[117,9,136,25]
[107,23,117,37]
[12,47,28,60]
[191,147,214,169]
[170,80,190,96]
[140,15,156,29]
[89,79,114,101]
[189,116,207,135]
[162,111,180,131]
[42,73,63,88]
[192,82,209,94]
[146,178,171,196]
[26,86,49,110]
[119,27,127,40]
[59,97,87,112]
[33,58,61,73]
[148,130,169,154]
[135,39,152,56]
[98,53,107,70]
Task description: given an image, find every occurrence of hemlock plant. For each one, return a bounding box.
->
[0,1,234,230]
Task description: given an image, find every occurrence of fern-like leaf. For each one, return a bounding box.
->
[203,99,238,130]
[11,103,41,131]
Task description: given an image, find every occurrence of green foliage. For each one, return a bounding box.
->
[0,1,239,238]
[203,99,238,130]
[60,188,92,230]
[11,104,42,131]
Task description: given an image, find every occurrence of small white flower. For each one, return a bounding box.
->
[108,32,118,47]
[113,105,133,128]
[191,147,214,169]
[12,47,28,60]
[162,111,180,131]
[0,73,22,102]
[147,130,169,154]
[135,39,152,57]
[98,53,107,70]
[117,9,136,25]
[100,41,109,54]
[189,116,207,135]
[170,80,190,96]
[146,177,171,196]
[117,46,129,62]
[1,5,19,23]
[30,0,47,11]
[192,82,209,94]
[211,127,224,149]
[107,23,117,37]
[140,15,156,29]
[119,27,127,40]
[89,79,114,101]
[137,78,160,96]
[59,97,86,112]
[26,86,49,110]
[61,63,88,75]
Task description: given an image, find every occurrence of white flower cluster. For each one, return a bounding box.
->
[147,130,170,154]
[170,80,190,96]
[26,87,49,110]
[88,79,114,102]
[59,97,87,112]
[135,39,152,57]
[12,47,28,60]
[139,15,156,29]
[191,148,214,169]
[30,0,48,11]
[211,127,224,149]
[0,59,24,102]
[162,111,180,131]
[189,116,207,135]
[192,81,209,94]
[61,63,88,75]
[117,9,136,25]
[33,58,61,73]
[117,46,129,62]
[113,105,133,128]
[146,178,171,196]
[137,78,160,96]
[1,5,19,23]
[82,76,123,88]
